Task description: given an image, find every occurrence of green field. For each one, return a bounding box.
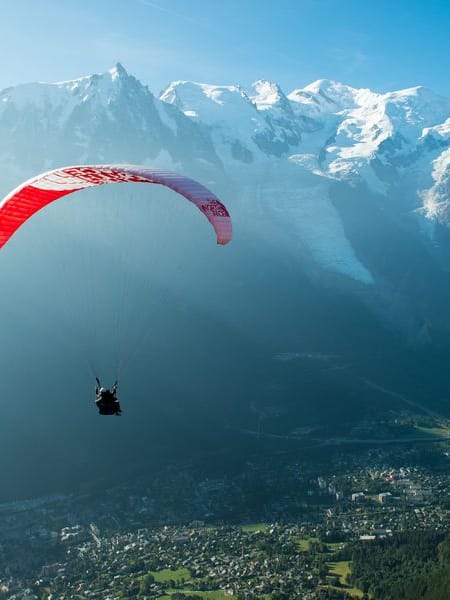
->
[327,561,363,598]
[329,560,351,583]
[295,536,318,551]
[151,568,191,583]
[159,591,229,600]
[240,523,270,533]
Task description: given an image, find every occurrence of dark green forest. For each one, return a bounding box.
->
[338,531,450,599]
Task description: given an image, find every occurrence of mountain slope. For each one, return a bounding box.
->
[1,66,450,497]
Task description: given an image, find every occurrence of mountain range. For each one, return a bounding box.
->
[2,63,450,289]
[1,64,450,497]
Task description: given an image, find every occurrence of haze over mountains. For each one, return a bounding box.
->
[3,64,450,288]
[1,64,450,498]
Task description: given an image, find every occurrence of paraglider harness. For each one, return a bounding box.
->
[95,377,122,416]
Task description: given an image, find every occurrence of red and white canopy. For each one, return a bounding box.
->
[0,164,232,247]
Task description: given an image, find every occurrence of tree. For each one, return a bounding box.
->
[139,574,155,594]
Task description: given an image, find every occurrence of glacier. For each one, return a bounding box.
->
[1,64,450,290]
[3,65,450,497]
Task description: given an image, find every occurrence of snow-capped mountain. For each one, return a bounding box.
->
[0,63,220,177]
[159,74,450,292]
[4,65,450,496]
[2,64,450,326]
[160,75,450,190]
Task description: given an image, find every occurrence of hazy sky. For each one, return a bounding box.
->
[1,0,449,95]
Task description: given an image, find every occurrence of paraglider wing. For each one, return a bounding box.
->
[0,165,232,248]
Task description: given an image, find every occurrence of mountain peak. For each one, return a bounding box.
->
[159,80,254,124]
[389,84,430,98]
[304,78,348,93]
[303,79,360,107]
[2,65,450,295]
[250,80,288,110]
[382,85,450,111]
[109,62,128,80]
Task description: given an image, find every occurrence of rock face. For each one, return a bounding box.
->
[0,64,219,177]
[2,65,450,497]
[2,65,450,289]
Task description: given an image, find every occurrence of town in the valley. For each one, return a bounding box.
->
[2,426,450,599]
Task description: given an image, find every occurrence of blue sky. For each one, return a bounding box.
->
[1,0,449,95]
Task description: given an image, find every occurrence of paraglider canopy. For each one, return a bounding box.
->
[0,164,232,247]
